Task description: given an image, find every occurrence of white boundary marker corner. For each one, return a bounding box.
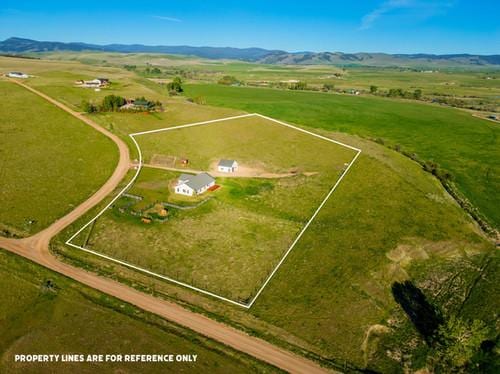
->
[66,113,361,309]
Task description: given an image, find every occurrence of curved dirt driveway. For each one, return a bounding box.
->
[0,80,330,374]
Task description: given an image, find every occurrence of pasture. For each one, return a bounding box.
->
[0,80,117,236]
[1,56,495,371]
[184,84,500,230]
[71,115,357,303]
[58,129,496,371]
[37,51,500,109]
[0,249,277,373]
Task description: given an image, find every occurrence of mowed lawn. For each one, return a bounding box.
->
[76,117,356,302]
[184,84,500,229]
[0,250,276,373]
[0,80,117,236]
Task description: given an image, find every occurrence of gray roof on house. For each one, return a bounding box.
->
[178,173,192,182]
[180,172,215,190]
[218,159,236,167]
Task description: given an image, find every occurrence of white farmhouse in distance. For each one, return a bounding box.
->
[217,159,238,173]
[7,71,29,79]
[175,173,215,196]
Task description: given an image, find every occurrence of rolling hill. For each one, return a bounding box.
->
[1,37,499,68]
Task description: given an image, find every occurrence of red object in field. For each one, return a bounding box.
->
[208,184,220,192]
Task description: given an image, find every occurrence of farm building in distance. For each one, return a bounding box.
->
[7,71,29,78]
[175,173,215,196]
[218,159,238,173]
[120,98,155,111]
[75,78,109,88]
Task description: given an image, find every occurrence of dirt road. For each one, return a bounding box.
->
[143,162,305,179]
[0,79,331,374]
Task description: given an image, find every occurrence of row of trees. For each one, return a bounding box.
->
[369,85,423,99]
[82,95,161,113]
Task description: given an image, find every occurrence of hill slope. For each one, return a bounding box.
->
[1,37,499,67]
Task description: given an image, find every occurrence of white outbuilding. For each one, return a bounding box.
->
[175,173,215,196]
[217,159,238,173]
[7,71,29,79]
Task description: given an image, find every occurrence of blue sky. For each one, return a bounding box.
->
[0,1,498,54]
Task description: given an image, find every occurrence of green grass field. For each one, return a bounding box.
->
[0,249,277,373]
[37,51,500,110]
[73,116,356,302]
[58,130,496,371]
[1,56,496,372]
[184,84,500,230]
[0,80,117,236]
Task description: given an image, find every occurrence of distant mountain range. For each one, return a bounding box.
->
[1,37,499,67]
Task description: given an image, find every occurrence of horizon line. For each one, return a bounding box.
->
[1,36,499,57]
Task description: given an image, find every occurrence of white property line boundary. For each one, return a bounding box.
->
[66,113,361,308]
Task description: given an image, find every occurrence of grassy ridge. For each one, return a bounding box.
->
[184,84,500,229]
[0,80,117,236]
[0,249,278,373]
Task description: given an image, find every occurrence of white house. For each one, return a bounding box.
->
[217,159,238,173]
[7,71,29,79]
[175,173,215,196]
[76,78,109,88]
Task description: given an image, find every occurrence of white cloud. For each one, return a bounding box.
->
[152,15,182,23]
[360,0,453,30]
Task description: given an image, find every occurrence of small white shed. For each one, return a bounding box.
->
[217,159,238,173]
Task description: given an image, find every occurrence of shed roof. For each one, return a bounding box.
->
[218,159,237,167]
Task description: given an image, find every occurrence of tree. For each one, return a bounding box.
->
[290,81,307,90]
[323,83,335,91]
[370,85,378,94]
[218,75,240,85]
[81,100,97,113]
[167,76,183,93]
[428,316,490,372]
[413,89,423,100]
[101,95,126,112]
[388,88,404,97]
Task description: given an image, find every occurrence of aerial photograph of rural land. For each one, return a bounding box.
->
[0,1,499,373]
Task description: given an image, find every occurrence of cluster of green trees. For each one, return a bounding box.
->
[322,83,335,92]
[392,281,496,372]
[388,88,423,99]
[217,75,241,85]
[144,66,162,75]
[288,81,308,90]
[82,94,125,113]
[81,95,161,113]
[367,85,423,99]
[166,76,183,95]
